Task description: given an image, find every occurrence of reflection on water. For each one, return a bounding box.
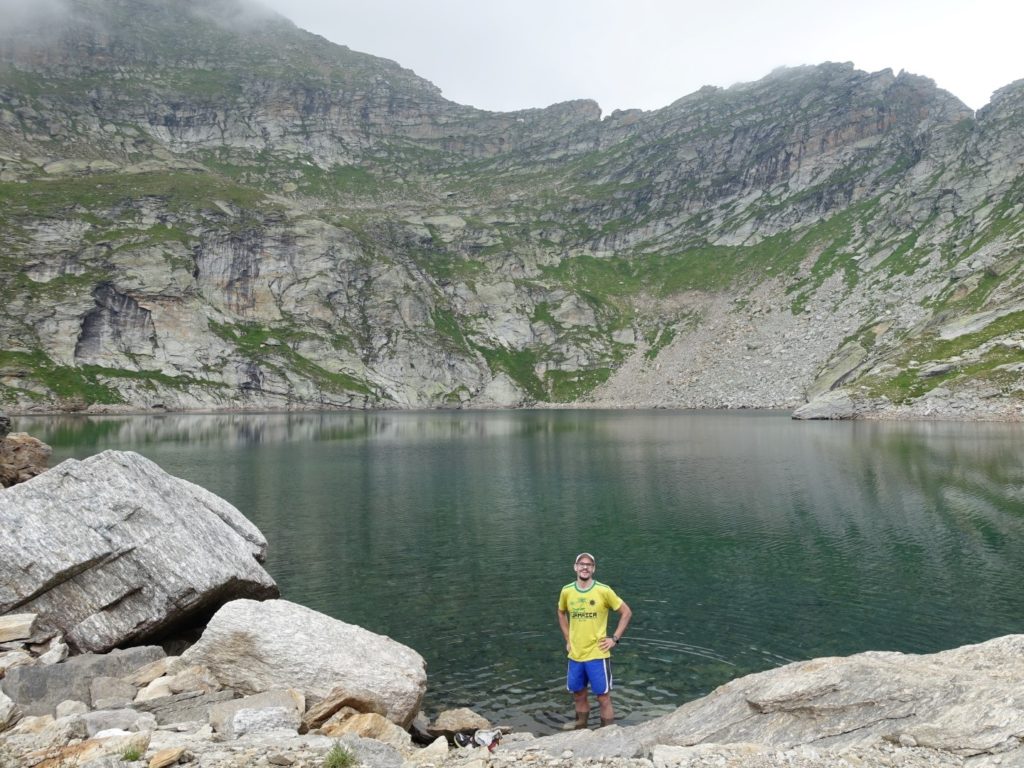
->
[16,410,1024,733]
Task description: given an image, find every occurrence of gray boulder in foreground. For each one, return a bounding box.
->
[181,599,427,728]
[533,634,1024,763]
[0,450,278,652]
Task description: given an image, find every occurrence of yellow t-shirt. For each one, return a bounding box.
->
[558,581,623,661]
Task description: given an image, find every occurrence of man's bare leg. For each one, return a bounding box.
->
[573,690,590,729]
[597,693,614,726]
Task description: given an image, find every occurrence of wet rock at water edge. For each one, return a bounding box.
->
[0,432,51,488]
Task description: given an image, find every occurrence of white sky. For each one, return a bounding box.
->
[258,0,1023,114]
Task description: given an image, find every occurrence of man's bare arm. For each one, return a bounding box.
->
[599,601,632,652]
[557,609,571,654]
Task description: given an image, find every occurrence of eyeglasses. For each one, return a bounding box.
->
[576,562,595,568]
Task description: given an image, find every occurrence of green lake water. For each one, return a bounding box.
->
[14,409,1024,733]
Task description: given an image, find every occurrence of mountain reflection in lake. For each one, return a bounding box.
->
[17,410,1024,734]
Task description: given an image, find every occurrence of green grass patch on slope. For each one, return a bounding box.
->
[0,349,234,406]
[644,326,677,361]
[0,171,274,221]
[472,343,545,401]
[0,264,108,307]
[197,148,391,198]
[209,319,377,397]
[784,200,882,313]
[863,311,1024,403]
[430,308,471,352]
[406,245,488,283]
[0,350,123,405]
[544,367,613,402]
[543,230,802,301]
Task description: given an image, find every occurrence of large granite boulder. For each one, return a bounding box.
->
[0,450,278,652]
[0,432,51,488]
[791,387,859,420]
[532,634,1024,763]
[180,599,427,728]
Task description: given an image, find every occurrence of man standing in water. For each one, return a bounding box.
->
[557,552,632,729]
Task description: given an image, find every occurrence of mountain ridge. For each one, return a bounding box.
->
[1,0,1022,418]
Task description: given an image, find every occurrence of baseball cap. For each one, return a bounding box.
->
[575,552,596,565]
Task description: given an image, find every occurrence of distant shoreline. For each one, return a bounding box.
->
[6,402,1024,423]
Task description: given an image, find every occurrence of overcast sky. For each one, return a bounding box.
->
[257,0,1022,114]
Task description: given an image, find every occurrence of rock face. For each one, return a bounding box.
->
[180,599,427,728]
[0,1,1022,419]
[531,634,1024,763]
[0,450,278,652]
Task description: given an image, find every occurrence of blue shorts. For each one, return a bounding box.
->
[566,658,612,695]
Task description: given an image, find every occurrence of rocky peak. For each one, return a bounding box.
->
[978,78,1024,121]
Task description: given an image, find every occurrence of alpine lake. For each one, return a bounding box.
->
[15,409,1024,735]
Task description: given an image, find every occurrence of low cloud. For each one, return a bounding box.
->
[194,0,288,32]
[0,0,73,30]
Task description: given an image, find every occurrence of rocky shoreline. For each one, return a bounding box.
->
[5,397,1024,423]
[3,423,1024,768]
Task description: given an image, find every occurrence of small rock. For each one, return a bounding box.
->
[406,735,448,766]
[918,362,956,378]
[1,689,21,731]
[0,614,37,643]
[0,433,51,487]
[0,650,34,675]
[124,657,179,687]
[428,706,491,739]
[55,700,90,719]
[323,712,411,751]
[38,636,69,666]
[300,685,387,731]
[149,746,187,768]
[8,714,54,735]
[209,689,304,739]
[136,677,174,702]
[166,665,221,695]
[82,709,158,737]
